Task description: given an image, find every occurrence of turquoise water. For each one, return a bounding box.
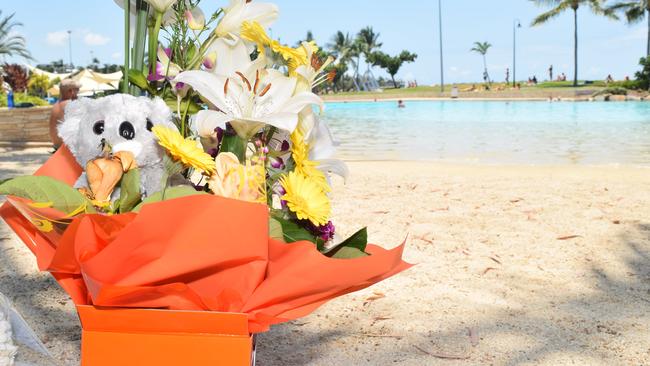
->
[322,101,650,165]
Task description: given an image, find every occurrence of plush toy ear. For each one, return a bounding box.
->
[58,98,92,157]
[145,96,174,128]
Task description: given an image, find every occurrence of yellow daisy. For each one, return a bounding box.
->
[241,21,311,75]
[290,128,331,192]
[152,125,216,175]
[280,171,331,226]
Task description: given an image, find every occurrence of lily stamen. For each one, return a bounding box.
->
[253,70,260,94]
[224,77,230,96]
[259,83,272,97]
[236,71,252,91]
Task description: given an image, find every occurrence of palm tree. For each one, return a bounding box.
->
[327,31,353,62]
[357,27,383,75]
[608,0,650,56]
[470,41,492,85]
[0,11,32,61]
[531,0,616,87]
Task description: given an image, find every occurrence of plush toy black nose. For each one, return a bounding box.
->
[119,121,135,140]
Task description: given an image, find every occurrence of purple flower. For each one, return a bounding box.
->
[270,156,285,169]
[215,127,224,142]
[147,62,166,81]
[280,140,290,152]
[303,220,336,242]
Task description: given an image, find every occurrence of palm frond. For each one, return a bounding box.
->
[531,4,569,26]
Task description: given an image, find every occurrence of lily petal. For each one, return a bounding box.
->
[174,71,230,113]
[194,110,232,138]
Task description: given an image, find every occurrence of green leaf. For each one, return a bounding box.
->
[0,176,95,214]
[118,169,142,213]
[132,186,207,212]
[323,228,369,258]
[329,246,369,259]
[269,217,283,241]
[164,98,202,115]
[273,216,317,244]
[220,134,247,162]
[128,70,151,91]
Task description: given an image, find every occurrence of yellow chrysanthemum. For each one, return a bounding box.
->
[152,125,216,175]
[241,21,312,75]
[290,128,330,192]
[280,171,331,226]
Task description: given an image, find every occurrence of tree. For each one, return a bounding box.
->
[369,50,418,88]
[2,63,28,92]
[0,11,32,61]
[635,56,650,88]
[608,0,650,56]
[27,73,49,97]
[470,41,492,85]
[531,0,617,87]
[327,31,353,62]
[357,26,382,75]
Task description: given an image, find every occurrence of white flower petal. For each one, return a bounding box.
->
[205,38,251,76]
[247,112,298,133]
[175,71,230,112]
[280,92,324,114]
[309,120,337,160]
[194,110,232,138]
[317,159,349,180]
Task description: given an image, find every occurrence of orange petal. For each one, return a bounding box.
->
[114,151,137,172]
[86,158,124,203]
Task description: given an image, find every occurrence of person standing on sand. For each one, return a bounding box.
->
[505,68,510,84]
[49,79,80,150]
[549,65,553,82]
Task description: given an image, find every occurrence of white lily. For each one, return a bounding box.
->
[202,38,264,76]
[215,0,279,43]
[294,41,334,94]
[175,68,323,139]
[299,109,348,180]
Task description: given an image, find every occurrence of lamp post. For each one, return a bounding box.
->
[438,0,444,93]
[67,30,73,68]
[512,19,521,88]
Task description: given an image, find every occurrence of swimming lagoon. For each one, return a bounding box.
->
[323,100,650,165]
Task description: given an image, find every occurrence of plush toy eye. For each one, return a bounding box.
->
[146,118,154,132]
[119,121,135,140]
[93,121,105,135]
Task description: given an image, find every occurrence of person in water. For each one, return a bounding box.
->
[398,100,405,108]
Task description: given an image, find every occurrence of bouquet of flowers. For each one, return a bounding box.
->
[0,0,410,364]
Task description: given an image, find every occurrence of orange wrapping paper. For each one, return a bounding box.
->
[1,147,412,333]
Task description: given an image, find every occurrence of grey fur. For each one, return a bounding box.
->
[58,94,176,198]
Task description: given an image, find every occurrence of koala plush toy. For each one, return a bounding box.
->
[58,94,176,198]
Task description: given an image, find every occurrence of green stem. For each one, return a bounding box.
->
[180,96,191,137]
[188,31,219,70]
[187,9,223,70]
[131,0,149,95]
[122,0,131,93]
[148,10,164,76]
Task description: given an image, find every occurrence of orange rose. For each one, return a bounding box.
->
[208,153,265,203]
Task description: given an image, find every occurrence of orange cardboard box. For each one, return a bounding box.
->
[76,305,254,366]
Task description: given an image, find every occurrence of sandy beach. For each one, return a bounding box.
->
[1,147,649,365]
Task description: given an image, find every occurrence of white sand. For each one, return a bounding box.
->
[1,148,649,365]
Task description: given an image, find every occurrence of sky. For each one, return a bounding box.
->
[2,0,647,84]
